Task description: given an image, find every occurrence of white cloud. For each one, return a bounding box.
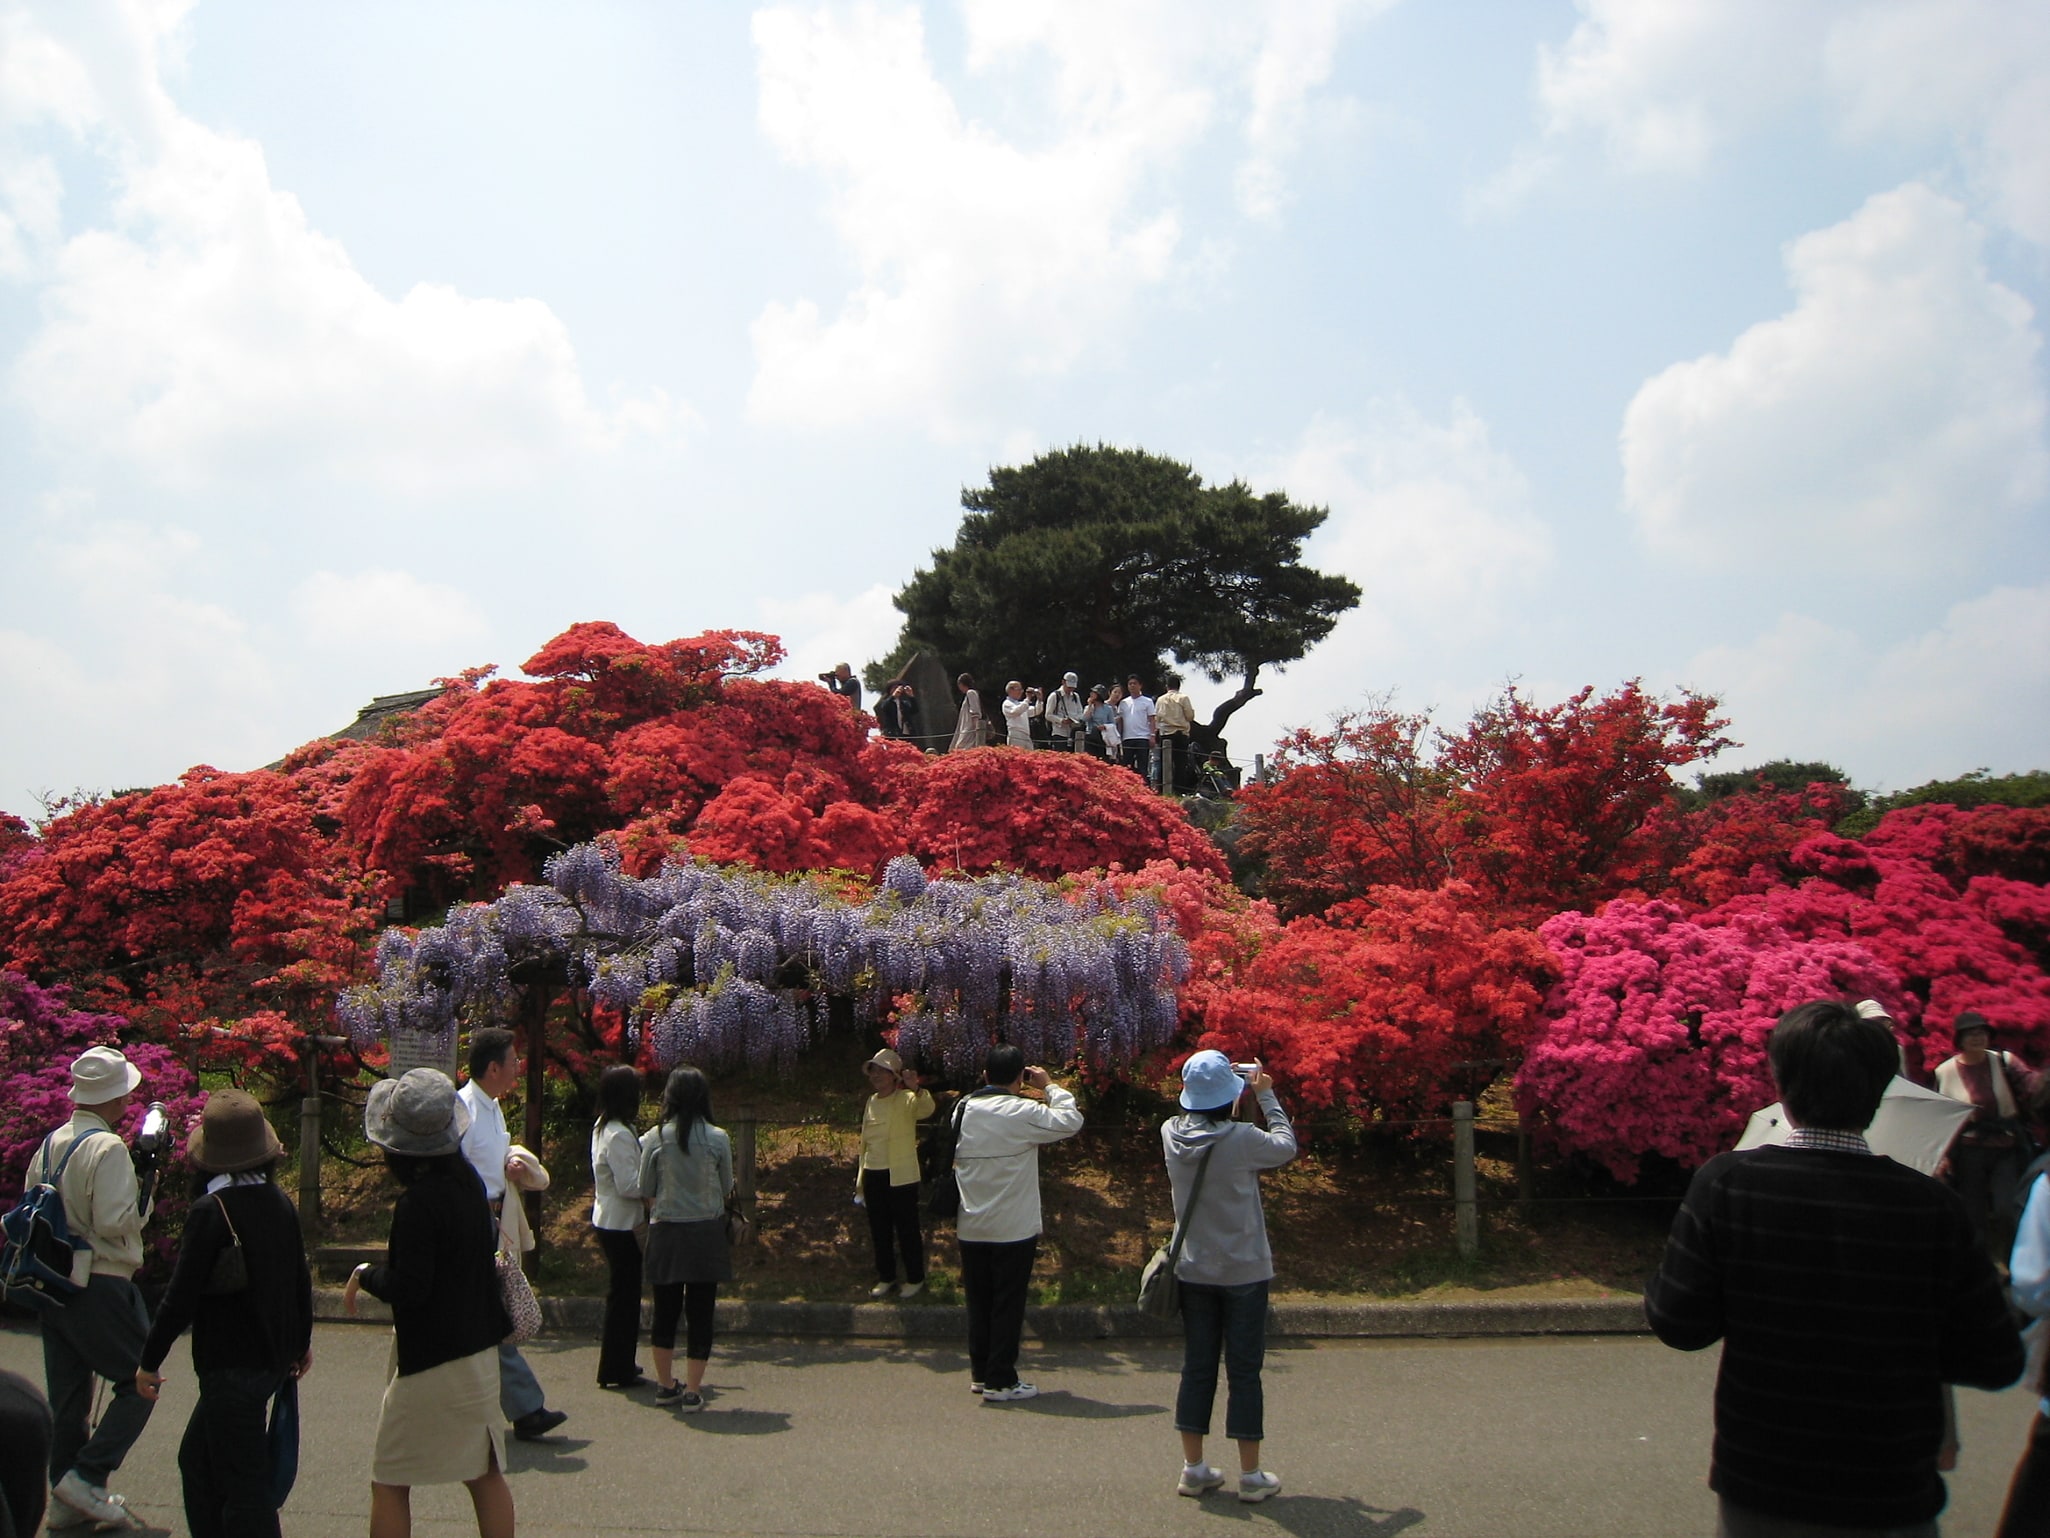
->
[3,0,691,494]
[747,0,1383,434]
[1220,399,1552,744]
[0,521,284,805]
[1621,184,2046,577]
[294,569,491,652]
[1684,583,2050,785]
[758,582,903,687]
[1509,0,2050,244]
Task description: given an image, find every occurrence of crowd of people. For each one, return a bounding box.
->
[10,996,2050,1533]
[829,663,1233,797]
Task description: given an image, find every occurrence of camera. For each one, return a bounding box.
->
[1233,1062,1260,1079]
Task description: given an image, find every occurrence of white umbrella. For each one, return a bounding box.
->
[1735,1075,1974,1176]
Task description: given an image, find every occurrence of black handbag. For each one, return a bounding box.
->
[202,1194,248,1296]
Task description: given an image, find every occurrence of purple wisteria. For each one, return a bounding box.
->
[337,849,1190,1076]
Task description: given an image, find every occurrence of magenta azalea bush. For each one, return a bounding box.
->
[2,972,203,1269]
[1516,902,1900,1180]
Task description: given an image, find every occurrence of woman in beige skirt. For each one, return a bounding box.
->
[345,1069,514,1538]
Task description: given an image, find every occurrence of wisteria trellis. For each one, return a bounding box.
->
[336,846,1191,1077]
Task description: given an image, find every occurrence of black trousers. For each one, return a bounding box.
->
[650,1282,717,1361]
[42,1274,154,1487]
[959,1236,1038,1390]
[863,1171,926,1284]
[1999,1408,2050,1538]
[594,1227,643,1383]
[0,1369,52,1538]
[178,1367,284,1538]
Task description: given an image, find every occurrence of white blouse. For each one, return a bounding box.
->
[590,1119,644,1230]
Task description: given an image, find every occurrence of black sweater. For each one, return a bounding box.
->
[140,1182,313,1377]
[359,1159,509,1377]
[1646,1146,2023,1528]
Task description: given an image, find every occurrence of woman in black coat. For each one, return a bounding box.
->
[134,1089,312,1538]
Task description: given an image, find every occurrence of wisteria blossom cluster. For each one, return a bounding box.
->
[337,846,1190,1077]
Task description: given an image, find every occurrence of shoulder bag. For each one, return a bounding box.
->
[496,1213,541,1345]
[1138,1143,1216,1319]
[202,1192,249,1296]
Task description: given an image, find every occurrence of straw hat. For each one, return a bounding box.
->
[187,1088,284,1174]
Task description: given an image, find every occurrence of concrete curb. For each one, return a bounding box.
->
[312,1288,1648,1341]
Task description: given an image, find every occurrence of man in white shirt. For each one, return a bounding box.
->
[953,1044,1084,1402]
[1041,673,1088,751]
[29,1047,157,1529]
[1116,676,1156,781]
[458,1029,568,1441]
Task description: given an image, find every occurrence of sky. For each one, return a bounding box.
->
[1,0,2046,818]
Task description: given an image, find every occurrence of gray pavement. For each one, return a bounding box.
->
[1,1321,2035,1538]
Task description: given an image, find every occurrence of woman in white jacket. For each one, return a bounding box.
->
[589,1066,645,1389]
[1162,1050,1297,1504]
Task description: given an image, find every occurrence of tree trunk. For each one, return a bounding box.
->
[1198,662,1264,745]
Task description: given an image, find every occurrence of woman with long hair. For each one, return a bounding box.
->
[134,1089,312,1538]
[344,1069,513,1538]
[590,1065,646,1389]
[1162,1051,1297,1504]
[636,1067,735,1412]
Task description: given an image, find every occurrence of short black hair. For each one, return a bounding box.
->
[1767,1000,1897,1132]
[468,1027,517,1082]
[596,1064,641,1127]
[984,1043,1025,1086]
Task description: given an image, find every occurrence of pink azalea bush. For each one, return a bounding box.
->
[1517,902,1900,1180]
[1,972,204,1269]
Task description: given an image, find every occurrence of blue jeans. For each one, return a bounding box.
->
[1175,1280,1268,1443]
[496,1344,545,1421]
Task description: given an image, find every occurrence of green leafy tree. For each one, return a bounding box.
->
[876,445,1359,739]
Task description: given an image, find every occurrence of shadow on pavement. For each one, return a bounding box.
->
[1003,1389,1166,1419]
[679,1408,793,1435]
[504,1437,591,1474]
[1197,1495,1427,1537]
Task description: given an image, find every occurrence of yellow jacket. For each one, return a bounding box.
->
[858,1088,935,1188]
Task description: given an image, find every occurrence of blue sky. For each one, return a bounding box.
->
[1,0,2045,816]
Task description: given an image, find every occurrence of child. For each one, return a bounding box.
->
[856,1049,935,1298]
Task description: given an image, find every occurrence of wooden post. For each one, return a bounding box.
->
[732,1107,757,1216]
[298,1096,321,1235]
[1516,1106,1533,1210]
[522,988,549,1260]
[1453,1100,1478,1260]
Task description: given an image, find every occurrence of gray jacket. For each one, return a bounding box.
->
[637,1120,733,1224]
[1161,1089,1296,1287]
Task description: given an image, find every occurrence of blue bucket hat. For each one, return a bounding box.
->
[1180,1050,1243,1112]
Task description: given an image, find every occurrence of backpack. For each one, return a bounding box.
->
[2,1129,112,1311]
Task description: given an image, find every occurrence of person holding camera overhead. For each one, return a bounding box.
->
[1162,1051,1297,1504]
[1000,681,1039,748]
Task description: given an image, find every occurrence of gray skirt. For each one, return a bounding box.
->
[644,1218,732,1286]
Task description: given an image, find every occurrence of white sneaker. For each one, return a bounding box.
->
[1177,1463,1226,1497]
[1238,1470,1282,1504]
[897,1280,925,1299]
[54,1474,134,1528]
[980,1382,1039,1402]
[969,1380,986,1395]
[44,1497,92,1529]
[867,1281,897,1299]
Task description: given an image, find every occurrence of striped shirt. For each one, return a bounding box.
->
[1646,1145,2022,1528]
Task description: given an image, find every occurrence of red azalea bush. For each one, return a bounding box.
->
[1194,883,1556,1121]
[0,973,204,1267]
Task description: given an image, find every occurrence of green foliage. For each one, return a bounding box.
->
[1685,760,1861,812]
[881,444,1359,729]
[1835,768,2050,838]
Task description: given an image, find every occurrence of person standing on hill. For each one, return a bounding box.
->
[458,1029,568,1442]
[949,674,987,752]
[1041,674,1088,751]
[1648,999,2022,1536]
[857,1049,935,1299]
[1154,674,1197,793]
[1116,677,1156,781]
[952,1045,1083,1403]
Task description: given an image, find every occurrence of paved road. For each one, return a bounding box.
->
[1,1322,2035,1538]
